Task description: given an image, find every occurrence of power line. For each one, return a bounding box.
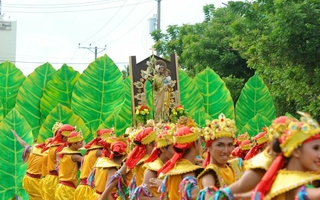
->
[4,0,123,7]
[4,0,122,9]
[79,0,128,44]
[90,0,144,44]
[0,60,129,65]
[2,0,153,13]
[105,6,156,45]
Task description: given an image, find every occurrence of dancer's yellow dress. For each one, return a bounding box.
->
[22,145,43,200]
[74,148,100,200]
[55,147,81,200]
[197,158,243,189]
[160,159,202,199]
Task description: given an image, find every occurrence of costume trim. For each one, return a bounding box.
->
[244,147,272,171]
[265,170,320,200]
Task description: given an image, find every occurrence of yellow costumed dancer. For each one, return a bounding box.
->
[250,112,320,200]
[74,128,115,200]
[157,125,203,200]
[55,131,84,200]
[131,125,175,199]
[42,124,75,200]
[214,115,297,199]
[98,126,157,200]
[197,113,242,200]
[11,130,44,200]
[90,137,128,200]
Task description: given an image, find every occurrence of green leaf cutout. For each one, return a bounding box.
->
[71,55,124,132]
[37,104,92,143]
[146,81,155,118]
[0,108,33,199]
[179,69,204,117]
[191,108,212,128]
[235,74,276,132]
[239,113,271,137]
[0,100,3,122]
[0,61,26,116]
[121,78,133,126]
[98,110,131,137]
[194,67,235,119]
[15,63,56,139]
[40,64,80,123]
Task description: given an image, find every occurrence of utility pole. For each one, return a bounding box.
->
[156,0,161,56]
[78,44,107,60]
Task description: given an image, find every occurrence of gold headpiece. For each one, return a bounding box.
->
[203,113,236,142]
[268,116,296,140]
[280,111,320,157]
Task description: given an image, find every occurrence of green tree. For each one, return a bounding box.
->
[229,0,320,119]
[151,4,254,101]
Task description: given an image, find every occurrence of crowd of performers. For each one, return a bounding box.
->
[14,111,320,200]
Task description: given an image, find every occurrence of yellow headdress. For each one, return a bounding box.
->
[280,112,320,157]
[67,131,84,143]
[203,113,236,142]
[156,124,175,148]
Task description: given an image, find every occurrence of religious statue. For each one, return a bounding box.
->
[152,60,170,122]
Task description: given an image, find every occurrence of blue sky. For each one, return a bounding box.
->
[1,0,233,75]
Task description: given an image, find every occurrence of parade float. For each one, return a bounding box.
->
[0,53,277,199]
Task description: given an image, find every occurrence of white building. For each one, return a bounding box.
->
[0,14,17,64]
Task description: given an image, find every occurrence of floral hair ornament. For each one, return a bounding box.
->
[280,111,320,157]
[268,115,297,140]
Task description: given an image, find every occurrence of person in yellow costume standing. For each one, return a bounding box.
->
[74,128,115,200]
[98,126,157,200]
[197,113,242,200]
[10,129,45,200]
[213,115,296,199]
[55,131,84,200]
[131,126,175,199]
[90,137,128,200]
[157,125,203,200]
[42,124,75,200]
[250,112,320,200]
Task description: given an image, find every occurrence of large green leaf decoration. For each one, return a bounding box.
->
[235,74,276,132]
[40,64,80,123]
[192,108,212,128]
[179,69,204,116]
[120,78,133,126]
[146,81,155,118]
[71,55,124,133]
[0,108,33,199]
[37,104,92,143]
[15,63,56,139]
[194,67,234,119]
[0,61,26,116]
[239,113,271,137]
[98,109,131,137]
[0,100,3,122]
